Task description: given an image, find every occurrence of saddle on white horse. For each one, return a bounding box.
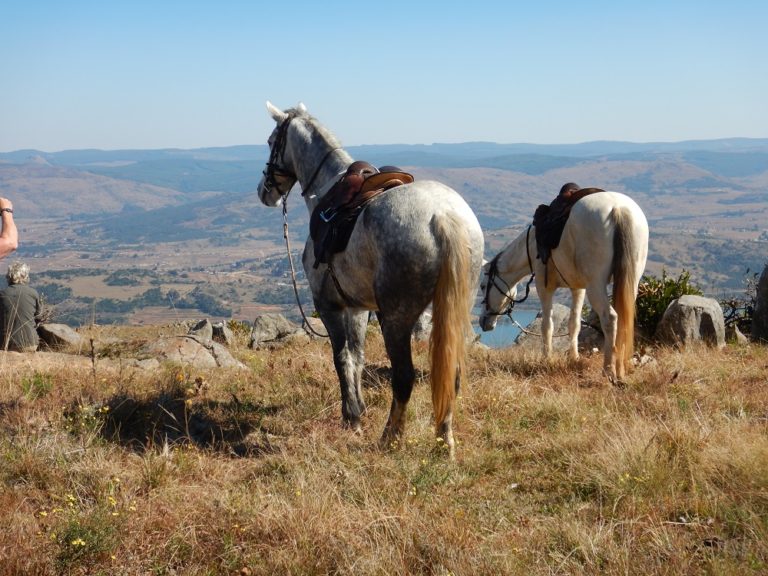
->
[533,183,604,265]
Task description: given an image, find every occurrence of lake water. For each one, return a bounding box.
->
[473,309,538,348]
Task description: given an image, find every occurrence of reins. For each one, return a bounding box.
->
[264,112,335,339]
[483,225,578,339]
[483,225,536,320]
[281,195,329,339]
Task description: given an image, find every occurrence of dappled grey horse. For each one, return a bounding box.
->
[256,102,484,456]
[479,191,648,381]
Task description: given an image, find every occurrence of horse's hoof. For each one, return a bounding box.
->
[378,428,404,451]
[343,418,363,434]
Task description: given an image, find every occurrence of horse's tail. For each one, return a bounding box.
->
[430,212,473,427]
[611,206,638,377]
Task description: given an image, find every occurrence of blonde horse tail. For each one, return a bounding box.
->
[430,212,473,427]
[611,206,638,378]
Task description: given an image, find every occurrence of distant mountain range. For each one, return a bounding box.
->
[2,137,767,298]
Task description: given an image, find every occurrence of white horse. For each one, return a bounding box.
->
[479,192,649,381]
[256,102,484,456]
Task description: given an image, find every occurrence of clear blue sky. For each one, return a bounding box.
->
[1,0,766,152]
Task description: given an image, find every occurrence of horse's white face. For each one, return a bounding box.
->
[478,258,518,331]
[257,101,301,207]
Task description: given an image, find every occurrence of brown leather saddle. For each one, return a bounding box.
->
[309,161,414,267]
[533,183,604,265]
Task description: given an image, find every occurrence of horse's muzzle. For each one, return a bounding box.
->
[478,313,498,332]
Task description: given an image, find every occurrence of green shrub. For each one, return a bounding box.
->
[636,269,702,338]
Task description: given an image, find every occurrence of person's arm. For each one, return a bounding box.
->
[0,198,18,258]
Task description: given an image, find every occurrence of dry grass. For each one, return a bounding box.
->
[1,327,767,575]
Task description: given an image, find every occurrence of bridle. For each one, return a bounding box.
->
[262,112,298,198]
[262,112,341,201]
[261,111,342,339]
[482,225,536,320]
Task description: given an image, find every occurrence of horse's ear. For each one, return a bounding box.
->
[297,102,307,114]
[266,101,288,122]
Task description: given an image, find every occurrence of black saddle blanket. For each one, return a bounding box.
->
[533,183,604,264]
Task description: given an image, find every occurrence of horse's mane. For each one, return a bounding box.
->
[287,107,344,150]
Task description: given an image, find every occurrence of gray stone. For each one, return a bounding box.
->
[752,265,768,343]
[212,321,234,345]
[249,314,305,348]
[37,323,87,351]
[142,335,246,369]
[655,294,726,348]
[188,318,213,341]
[304,317,328,338]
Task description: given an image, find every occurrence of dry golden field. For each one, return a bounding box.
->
[1,325,767,575]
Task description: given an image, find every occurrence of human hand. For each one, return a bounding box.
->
[0,198,13,211]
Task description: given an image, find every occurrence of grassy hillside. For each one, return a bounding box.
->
[1,327,767,574]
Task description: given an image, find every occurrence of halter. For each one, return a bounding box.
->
[482,225,536,319]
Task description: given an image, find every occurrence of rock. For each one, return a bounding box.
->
[188,318,213,341]
[655,295,726,348]
[141,335,246,369]
[304,317,328,338]
[752,265,768,343]
[212,321,235,345]
[37,323,87,351]
[128,358,162,371]
[249,314,305,348]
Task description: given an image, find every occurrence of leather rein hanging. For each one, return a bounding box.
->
[483,225,536,320]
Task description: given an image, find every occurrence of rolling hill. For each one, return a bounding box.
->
[2,139,766,325]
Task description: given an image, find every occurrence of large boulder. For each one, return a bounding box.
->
[37,323,87,351]
[141,335,246,369]
[655,295,726,348]
[249,314,307,348]
[187,318,213,341]
[752,265,768,343]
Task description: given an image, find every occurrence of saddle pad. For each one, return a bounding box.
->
[533,187,604,261]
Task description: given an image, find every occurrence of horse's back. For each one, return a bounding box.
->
[558,191,648,284]
[329,180,483,308]
[360,180,483,261]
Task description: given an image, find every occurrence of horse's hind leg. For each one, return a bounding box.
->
[587,285,618,381]
[321,308,368,431]
[377,311,419,448]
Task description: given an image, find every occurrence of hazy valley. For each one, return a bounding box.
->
[2,138,767,327]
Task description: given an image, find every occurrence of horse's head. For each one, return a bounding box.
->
[478,255,519,332]
[257,101,308,207]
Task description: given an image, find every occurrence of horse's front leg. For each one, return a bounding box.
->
[320,308,368,431]
[568,289,586,360]
[537,281,555,359]
[587,285,618,381]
